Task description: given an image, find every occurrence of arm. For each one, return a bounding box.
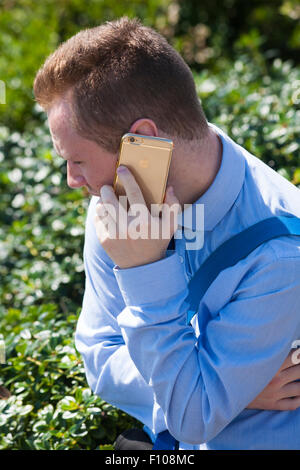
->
[76,198,300,438]
[74,196,166,433]
[114,253,300,444]
[93,169,300,444]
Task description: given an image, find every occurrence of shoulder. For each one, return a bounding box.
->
[267,235,300,261]
[203,230,300,314]
[230,236,300,303]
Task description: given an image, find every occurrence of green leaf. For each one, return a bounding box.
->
[99,444,115,450]
[62,411,78,420]
[19,404,33,416]
[293,168,300,184]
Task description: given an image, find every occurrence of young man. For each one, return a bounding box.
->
[33,17,300,449]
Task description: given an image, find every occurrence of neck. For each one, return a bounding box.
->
[167,128,222,209]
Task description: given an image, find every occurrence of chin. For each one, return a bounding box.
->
[84,186,98,196]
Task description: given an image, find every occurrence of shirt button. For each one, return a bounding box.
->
[179,256,184,263]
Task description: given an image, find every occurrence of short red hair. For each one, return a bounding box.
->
[33,16,208,153]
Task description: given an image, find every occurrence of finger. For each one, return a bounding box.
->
[94,213,106,243]
[280,382,300,399]
[94,209,115,229]
[276,396,300,411]
[94,205,117,240]
[97,193,129,240]
[95,201,108,218]
[291,348,300,365]
[116,166,147,208]
[281,363,300,385]
[96,199,114,221]
[279,349,299,371]
[100,185,119,223]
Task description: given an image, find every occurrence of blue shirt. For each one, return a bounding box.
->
[75,124,300,450]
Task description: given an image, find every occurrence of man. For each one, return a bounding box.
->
[33,17,300,449]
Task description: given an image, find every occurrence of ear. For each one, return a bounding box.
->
[128,118,158,137]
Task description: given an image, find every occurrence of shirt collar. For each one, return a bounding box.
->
[177,123,245,232]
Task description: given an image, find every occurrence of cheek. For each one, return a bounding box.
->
[92,161,117,186]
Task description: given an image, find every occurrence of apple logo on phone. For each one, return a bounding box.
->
[139,159,149,168]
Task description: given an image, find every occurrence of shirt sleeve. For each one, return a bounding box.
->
[74,197,167,432]
[114,249,300,445]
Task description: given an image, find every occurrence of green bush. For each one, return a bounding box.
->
[0,305,138,450]
[0,124,140,449]
[197,56,300,184]
[0,123,87,314]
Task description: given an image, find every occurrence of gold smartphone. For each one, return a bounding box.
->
[113,133,173,211]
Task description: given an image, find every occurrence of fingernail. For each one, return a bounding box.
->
[101,185,112,197]
[117,165,127,173]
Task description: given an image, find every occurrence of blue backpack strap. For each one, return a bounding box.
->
[152,430,179,450]
[186,216,300,323]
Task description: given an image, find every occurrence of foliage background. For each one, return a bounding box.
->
[0,0,299,449]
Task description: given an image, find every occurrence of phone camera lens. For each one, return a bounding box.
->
[129,137,135,143]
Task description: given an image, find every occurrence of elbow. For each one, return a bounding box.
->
[77,352,110,401]
[167,422,207,446]
[165,407,218,445]
[93,377,113,404]
[74,331,103,396]
[74,342,113,402]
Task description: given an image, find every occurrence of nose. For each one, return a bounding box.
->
[67,161,87,189]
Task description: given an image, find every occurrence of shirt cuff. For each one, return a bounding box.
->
[113,252,187,306]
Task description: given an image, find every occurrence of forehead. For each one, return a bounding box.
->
[48,99,74,135]
[47,99,79,151]
[47,98,106,161]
